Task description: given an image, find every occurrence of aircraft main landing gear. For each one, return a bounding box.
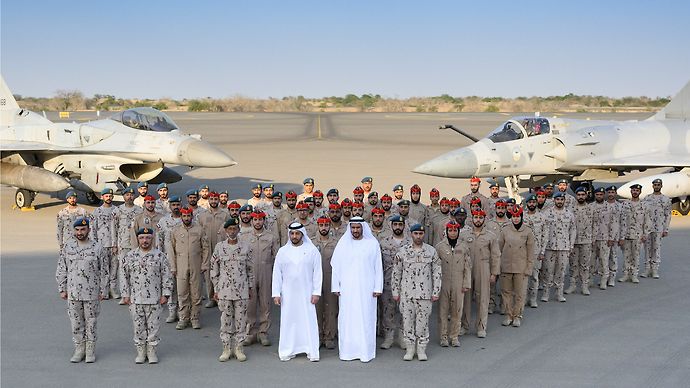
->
[15,189,36,209]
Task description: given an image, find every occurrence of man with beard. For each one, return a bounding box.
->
[113,188,143,305]
[298,178,315,202]
[156,196,183,321]
[641,178,672,279]
[121,227,173,364]
[353,186,365,204]
[364,192,379,222]
[522,195,547,307]
[167,207,210,330]
[378,215,411,350]
[340,198,353,222]
[497,206,535,328]
[591,187,615,289]
[541,193,576,302]
[361,176,374,198]
[295,202,316,238]
[227,201,241,218]
[449,198,461,215]
[429,188,441,216]
[185,189,207,219]
[133,181,149,208]
[603,186,622,287]
[556,178,576,210]
[212,217,253,362]
[312,190,327,219]
[131,195,164,249]
[328,203,346,239]
[198,184,211,210]
[460,210,500,338]
[247,184,263,208]
[241,211,280,346]
[219,190,229,208]
[261,184,275,208]
[451,208,469,230]
[56,217,108,363]
[392,224,441,361]
[462,177,488,214]
[263,191,283,237]
[304,197,317,219]
[351,201,365,218]
[326,188,340,205]
[331,217,383,362]
[379,194,394,218]
[542,182,555,208]
[272,222,322,362]
[56,191,90,250]
[565,187,596,296]
[485,182,501,219]
[536,189,548,212]
[618,184,650,284]
[486,200,509,315]
[408,184,431,243]
[199,192,230,308]
[91,188,118,299]
[278,191,299,245]
[436,221,471,348]
[432,198,454,246]
[312,217,339,349]
[155,183,171,214]
[369,207,388,238]
[238,205,254,236]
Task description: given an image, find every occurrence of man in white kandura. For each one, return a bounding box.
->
[331,216,384,363]
[271,222,323,362]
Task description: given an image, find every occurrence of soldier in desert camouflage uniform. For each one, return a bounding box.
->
[522,195,546,307]
[564,187,596,296]
[156,196,183,321]
[392,224,441,361]
[113,187,143,304]
[56,217,108,363]
[541,192,576,303]
[121,227,173,364]
[591,187,617,289]
[618,184,650,284]
[198,191,230,308]
[56,190,90,249]
[91,188,118,299]
[641,178,672,279]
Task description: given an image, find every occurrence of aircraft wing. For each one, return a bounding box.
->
[572,153,690,169]
[0,141,71,151]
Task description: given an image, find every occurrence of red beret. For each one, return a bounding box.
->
[445,221,461,229]
[208,191,220,198]
[371,207,385,215]
[180,207,194,215]
[352,201,364,208]
[410,184,421,193]
[470,177,481,183]
[430,188,440,196]
[285,191,298,199]
[317,217,331,224]
[353,187,364,195]
[449,199,461,207]
[312,190,324,198]
[380,194,392,201]
[495,200,507,208]
[471,210,486,217]
[250,211,266,219]
[228,202,241,209]
[341,199,353,207]
[508,205,523,217]
[329,203,341,210]
[144,195,156,201]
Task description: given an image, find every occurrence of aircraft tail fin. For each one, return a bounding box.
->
[0,75,20,112]
[652,80,690,120]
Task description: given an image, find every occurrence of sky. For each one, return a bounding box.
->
[1,0,689,99]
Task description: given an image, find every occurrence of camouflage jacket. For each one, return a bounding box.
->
[543,207,576,252]
[156,214,182,253]
[91,206,117,247]
[592,201,619,241]
[121,247,173,304]
[130,211,164,248]
[619,200,650,240]
[572,202,596,244]
[642,193,672,233]
[523,210,547,254]
[56,206,90,247]
[392,243,442,300]
[113,204,143,249]
[379,233,411,273]
[56,238,108,300]
[210,240,254,300]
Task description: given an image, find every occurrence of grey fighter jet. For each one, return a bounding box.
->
[0,76,236,208]
[413,81,690,214]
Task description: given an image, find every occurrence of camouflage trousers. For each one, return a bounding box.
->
[400,298,432,347]
[67,300,100,344]
[526,258,542,302]
[607,244,619,280]
[116,248,132,296]
[379,268,402,335]
[317,270,338,342]
[568,244,592,287]
[622,239,642,277]
[644,232,662,271]
[219,299,248,346]
[592,241,611,282]
[438,284,465,339]
[129,304,162,346]
[543,250,569,291]
[500,273,526,320]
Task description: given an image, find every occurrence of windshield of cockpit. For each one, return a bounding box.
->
[487,117,550,143]
[111,108,179,132]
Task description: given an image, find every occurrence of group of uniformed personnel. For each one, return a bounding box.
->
[56,175,672,363]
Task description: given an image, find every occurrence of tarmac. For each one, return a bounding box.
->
[2,112,689,387]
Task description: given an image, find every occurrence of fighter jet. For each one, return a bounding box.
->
[0,76,236,209]
[413,81,690,214]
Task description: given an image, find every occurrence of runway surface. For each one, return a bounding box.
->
[2,112,689,387]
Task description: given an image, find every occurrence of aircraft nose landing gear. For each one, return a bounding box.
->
[14,189,36,210]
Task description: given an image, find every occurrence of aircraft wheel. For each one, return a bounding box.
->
[86,191,100,205]
[15,189,34,208]
[674,200,690,216]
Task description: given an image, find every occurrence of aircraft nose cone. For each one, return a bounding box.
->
[183,140,237,168]
[413,149,479,178]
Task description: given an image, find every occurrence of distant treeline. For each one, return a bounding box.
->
[14,91,671,113]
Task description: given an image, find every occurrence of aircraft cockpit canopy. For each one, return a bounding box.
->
[111,108,179,132]
[487,117,550,143]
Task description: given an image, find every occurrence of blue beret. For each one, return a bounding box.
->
[630,184,642,190]
[185,189,198,197]
[239,204,253,212]
[73,217,89,227]
[393,184,403,191]
[100,188,113,195]
[543,183,554,188]
[606,185,617,191]
[137,181,148,188]
[136,227,153,236]
[65,190,77,198]
[489,181,500,188]
[327,188,339,196]
[389,215,405,223]
[652,178,662,184]
[361,176,373,183]
[304,197,314,203]
[263,184,274,189]
[452,207,467,216]
[526,194,537,202]
[219,190,228,195]
[397,199,410,206]
[594,187,605,193]
[223,217,240,228]
[557,178,569,185]
[410,223,425,232]
[553,192,565,198]
[122,187,135,194]
[168,196,181,203]
[303,178,314,185]
[198,184,209,190]
[252,183,262,190]
[575,186,587,193]
[156,183,168,190]
[272,191,283,198]
[506,198,517,204]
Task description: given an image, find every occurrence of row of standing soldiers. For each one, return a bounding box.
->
[56,176,672,363]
